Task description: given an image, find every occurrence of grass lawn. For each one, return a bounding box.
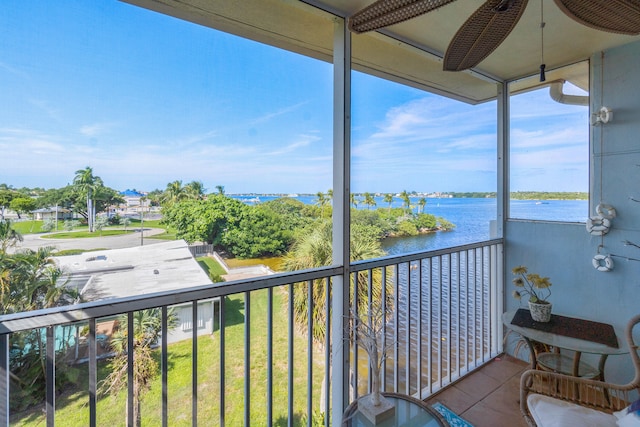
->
[10,290,326,426]
[197,256,227,278]
[131,218,178,240]
[42,229,135,239]
[9,218,174,238]
[9,220,48,234]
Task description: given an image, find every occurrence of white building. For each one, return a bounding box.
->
[55,240,219,344]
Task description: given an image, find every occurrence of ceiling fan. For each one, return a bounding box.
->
[349,0,640,72]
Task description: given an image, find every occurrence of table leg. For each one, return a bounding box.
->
[572,351,582,377]
[522,336,537,369]
[572,351,583,398]
[598,354,610,403]
[598,354,608,382]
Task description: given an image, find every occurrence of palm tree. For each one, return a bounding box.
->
[350,193,359,209]
[327,189,333,205]
[185,181,206,199]
[0,219,23,252]
[162,180,187,205]
[363,192,376,210]
[418,197,427,214]
[399,190,411,213]
[383,193,394,211]
[99,308,177,427]
[73,166,103,232]
[215,185,225,195]
[282,221,389,346]
[0,246,76,314]
[316,191,328,216]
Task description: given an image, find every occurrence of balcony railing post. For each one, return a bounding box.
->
[1,333,8,427]
[46,326,55,427]
[244,293,250,427]
[89,319,97,427]
[219,296,226,426]
[267,288,273,426]
[161,306,168,427]
[192,301,199,426]
[127,312,134,427]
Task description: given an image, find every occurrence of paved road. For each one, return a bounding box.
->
[13,228,168,253]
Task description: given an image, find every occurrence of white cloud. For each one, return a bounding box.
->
[266,133,320,156]
[79,122,118,137]
[250,101,308,125]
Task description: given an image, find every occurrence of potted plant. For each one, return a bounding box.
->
[512,266,553,322]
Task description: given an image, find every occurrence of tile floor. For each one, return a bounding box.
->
[424,354,530,427]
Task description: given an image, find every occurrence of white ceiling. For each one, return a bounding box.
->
[125,0,640,103]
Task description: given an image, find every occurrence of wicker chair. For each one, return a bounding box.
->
[520,314,640,427]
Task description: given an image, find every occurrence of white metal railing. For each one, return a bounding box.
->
[0,239,502,426]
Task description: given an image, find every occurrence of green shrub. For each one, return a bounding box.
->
[209,273,225,283]
[395,220,418,236]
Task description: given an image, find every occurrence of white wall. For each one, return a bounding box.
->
[166,299,218,344]
[504,39,640,384]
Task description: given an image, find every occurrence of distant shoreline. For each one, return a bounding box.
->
[228,191,589,201]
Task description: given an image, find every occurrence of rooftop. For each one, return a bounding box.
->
[54,240,213,301]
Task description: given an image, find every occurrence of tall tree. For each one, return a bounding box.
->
[1,244,80,411]
[0,189,17,220]
[383,193,394,211]
[215,185,225,195]
[315,191,328,217]
[418,197,427,214]
[99,309,177,427]
[185,180,206,200]
[399,190,411,213]
[73,166,103,232]
[162,180,188,205]
[9,197,37,219]
[0,220,23,253]
[282,221,390,346]
[145,189,163,207]
[363,192,376,210]
[350,193,359,209]
[161,195,247,246]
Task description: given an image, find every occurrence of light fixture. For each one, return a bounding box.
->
[539,0,545,82]
[591,106,613,126]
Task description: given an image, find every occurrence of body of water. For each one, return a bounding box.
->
[231,195,588,255]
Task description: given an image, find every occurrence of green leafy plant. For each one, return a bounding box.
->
[512,266,552,303]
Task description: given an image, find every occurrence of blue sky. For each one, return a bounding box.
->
[0,1,588,194]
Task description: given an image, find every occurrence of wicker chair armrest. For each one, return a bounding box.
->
[520,369,633,424]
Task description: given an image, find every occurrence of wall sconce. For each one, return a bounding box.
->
[591,106,613,126]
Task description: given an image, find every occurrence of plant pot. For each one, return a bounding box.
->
[358,393,395,425]
[529,301,552,323]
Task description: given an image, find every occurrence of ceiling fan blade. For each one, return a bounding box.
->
[349,0,457,33]
[444,0,528,72]
[554,0,640,35]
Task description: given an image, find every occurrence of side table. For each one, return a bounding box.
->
[502,310,627,380]
[342,392,446,427]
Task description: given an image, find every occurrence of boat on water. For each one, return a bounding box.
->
[535,201,549,205]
